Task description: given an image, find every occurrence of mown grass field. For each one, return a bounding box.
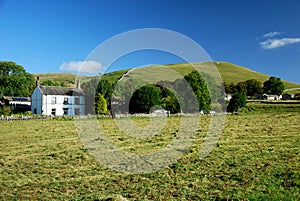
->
[0,105,299,200]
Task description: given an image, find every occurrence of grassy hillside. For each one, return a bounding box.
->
[214,62,300,89]
[34,73,78,82]
[34,62,300,90]
[33,73,88,83]
[100,69,129,83]
[182,62,299,89]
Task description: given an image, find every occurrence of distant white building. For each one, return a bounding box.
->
[31,78,85,116]
[225,94,232,101]
[151,109,169,116]
[263,94,282,100]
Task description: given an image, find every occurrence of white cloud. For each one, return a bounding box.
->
[260,38,300,49]
[263,31,280,38]
[59,60,103,74]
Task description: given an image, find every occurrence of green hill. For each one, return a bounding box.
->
[34,62,300,90]
[214,62,299,89]
[101,62,300,89]
[33,73,89,82]
[33,73,91,87]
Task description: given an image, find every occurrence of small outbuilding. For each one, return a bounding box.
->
[0,96,31,113]
[282,93,295,100]
[151,109,169,116]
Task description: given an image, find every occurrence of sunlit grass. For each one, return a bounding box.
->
[0,110,299,200]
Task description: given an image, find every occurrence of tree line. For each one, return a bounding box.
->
[0,61,288,115]
[0,61,70,98]
[93,71,287,115]
[224,77,285,112]
[224,77,285,97]
[0,61,73,114]
[93,70,213,115]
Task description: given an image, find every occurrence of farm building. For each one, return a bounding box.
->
[151,109,170,116]
[263,94,282,100]
[31,78,85,116]
[224,94,232,101]
[282,93,295,100]
[0,96,31,113]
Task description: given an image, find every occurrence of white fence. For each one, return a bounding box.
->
[0,115,52,121]
[0,111,225,121]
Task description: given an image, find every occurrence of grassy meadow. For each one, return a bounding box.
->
[0,105,299,200]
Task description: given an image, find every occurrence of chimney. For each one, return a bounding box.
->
[36,76,40,87]
[76,80,81,89]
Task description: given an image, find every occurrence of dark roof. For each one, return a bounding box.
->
[1,96,31,102]
[38,86,85,96]
[13,97,31,101]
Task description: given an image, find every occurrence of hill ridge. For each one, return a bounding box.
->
[34,62,300,90]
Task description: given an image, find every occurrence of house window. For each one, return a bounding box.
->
[74,108,80,115]
[75,97,80,105]
[63,108,69,115]
[51,108,56,116]
[51,97,56,104]
[63,97,69,104]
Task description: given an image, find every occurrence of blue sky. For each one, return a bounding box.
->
[0,0,299,83]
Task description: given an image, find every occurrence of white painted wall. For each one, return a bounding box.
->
[43,95,85,116]
[31,87,85,116]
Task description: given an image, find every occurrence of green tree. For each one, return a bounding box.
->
[81,77,100,115]
[0,61,35,96]
[224,82,236,94]
[227,92,247,113]
[129,84,162,114]
[41,80,67,87]
[97,79,114,100]
[160,87,180,114]
[263,76,285,95]
[0,105,12,115]
[95,93,108,115]
[113,77,146,100]
[96,79,115,110]
[113,77,147,114]
[235,81,248,95]
[245,79,263,96]
[81,77,99,96]
[172,78,197,113]
[184,71,211,112]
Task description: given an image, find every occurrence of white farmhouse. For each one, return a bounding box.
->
[31,78,85,116]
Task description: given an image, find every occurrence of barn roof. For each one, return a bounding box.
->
[13,97,31,101]
[38,86,84,96]
[1,96,31,104]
